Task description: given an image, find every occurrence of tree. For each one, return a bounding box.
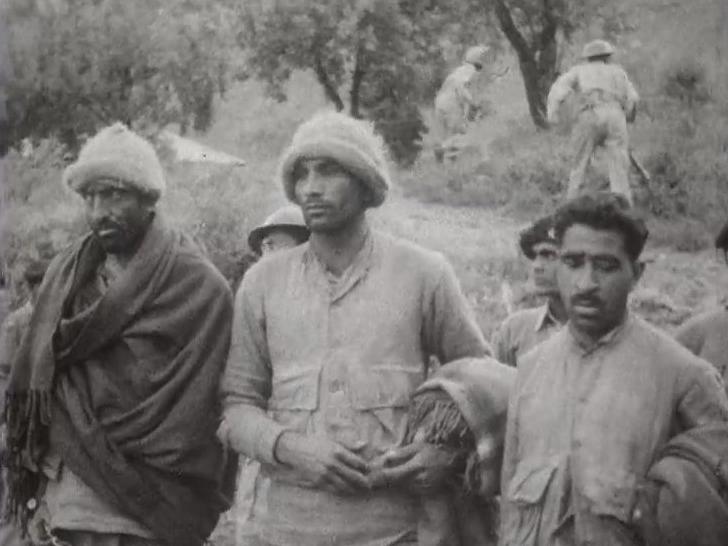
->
[238,0,486,165]
[487,0,632,128]
[1,0,239,154]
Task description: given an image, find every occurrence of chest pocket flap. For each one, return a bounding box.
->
[269,367,320,411]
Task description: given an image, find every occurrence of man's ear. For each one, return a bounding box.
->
[632,260,646,284]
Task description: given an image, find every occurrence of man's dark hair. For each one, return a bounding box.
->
[553,192,649,261]
[518,215,557,260]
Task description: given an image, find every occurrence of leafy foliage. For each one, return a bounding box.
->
[238,0,488,165]
[2,0,240,153]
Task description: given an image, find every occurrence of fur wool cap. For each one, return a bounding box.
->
[278,112,391,208]
[63,122,166,200]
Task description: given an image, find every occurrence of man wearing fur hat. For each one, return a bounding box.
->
[5,123,234,546]
[547,40,639,204]
[220,111,490,545]
[492,214,567,367]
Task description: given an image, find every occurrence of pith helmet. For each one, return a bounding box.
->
[581,39,615,59]
[464,45,490,67]
[247,205,309,254]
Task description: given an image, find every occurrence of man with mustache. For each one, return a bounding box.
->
[220,111,490,545]
[5,123,234,546]
[492,214,567,367]
[499,192,728,546]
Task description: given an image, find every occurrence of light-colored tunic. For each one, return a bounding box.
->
[221,231,489,545]
[491,303,562,367]
[500,314,728,546]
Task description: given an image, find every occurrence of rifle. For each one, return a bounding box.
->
[629,149,650,185]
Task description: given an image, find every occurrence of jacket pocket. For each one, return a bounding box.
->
[581,467,637,523]
[506,461,558,506]
[349,365,424,409]
[501,461,558,546]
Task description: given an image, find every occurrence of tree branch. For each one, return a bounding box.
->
[539,0,559,52]
[493,0,531,61]
[349,45,366,118]
[313,53,345,111]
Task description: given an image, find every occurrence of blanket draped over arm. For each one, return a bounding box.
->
[406,357,516,546]
[4,218,234,546]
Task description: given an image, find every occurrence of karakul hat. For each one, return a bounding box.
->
[278,111,391,208]
[63,122,166,200]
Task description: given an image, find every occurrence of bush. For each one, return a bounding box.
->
[398,118,568,219]
[372,102,427,168]
[661,58,711,106]
[161,160,280,282]
[1,142,85,305]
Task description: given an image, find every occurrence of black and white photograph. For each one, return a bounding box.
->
[1,1,727,545]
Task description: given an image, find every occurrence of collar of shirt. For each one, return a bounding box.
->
[303,229,376,303]
[534,302,561,333]
[566,312,633,357]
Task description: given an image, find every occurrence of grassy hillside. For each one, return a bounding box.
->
[3,0,726,333]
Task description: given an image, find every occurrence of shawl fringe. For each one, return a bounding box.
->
[3,389,52,533]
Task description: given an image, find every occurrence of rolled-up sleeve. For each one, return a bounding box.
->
[220,267,287,465]
[423,256,490,363]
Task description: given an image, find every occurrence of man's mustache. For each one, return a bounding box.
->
[570,293,603,308]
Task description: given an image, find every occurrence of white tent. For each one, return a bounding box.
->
[160,131,246,166]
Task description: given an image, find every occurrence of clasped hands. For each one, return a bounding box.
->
[274,431,459,496]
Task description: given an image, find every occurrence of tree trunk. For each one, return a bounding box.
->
[493,0,559,129]
[313,54,345,112]
[349,46,365,119]
[518,59,549,129]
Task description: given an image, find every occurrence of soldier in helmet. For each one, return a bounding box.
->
[547,39,640,204]
[433,45,490,162]
[248,204,310,257]
[231,205,310,545]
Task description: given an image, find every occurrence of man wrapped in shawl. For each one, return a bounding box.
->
[4,123,234,546]
[371,357,516,546]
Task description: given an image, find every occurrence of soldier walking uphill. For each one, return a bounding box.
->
[434,45,490,162]
[547,40,640,205]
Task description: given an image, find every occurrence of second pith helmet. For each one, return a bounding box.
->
[581,39,615,59]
